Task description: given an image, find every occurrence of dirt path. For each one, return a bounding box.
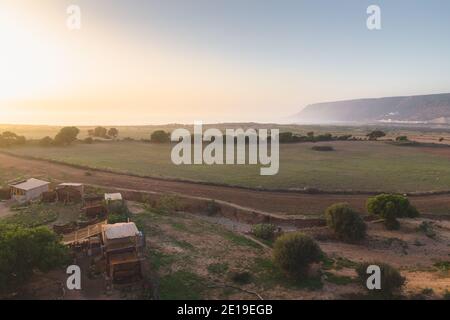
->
[0,202,12,218]
[2,152,450,216]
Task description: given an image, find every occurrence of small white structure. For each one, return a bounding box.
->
[102,222,139,242]
[104,193,123,202]
[9,178,50,203]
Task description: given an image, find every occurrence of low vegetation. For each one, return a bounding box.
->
[356,262,405,298]
[106,201,131,224]
[251,223,277,241]
[325,203,366,242]
[311,145,334,151]
[367,194,419,230]
[273,232,323,279]
[150,130,171,143]
[0,131,26,148]
[0,223,70,293]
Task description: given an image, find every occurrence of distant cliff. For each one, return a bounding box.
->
[295,93,450,124]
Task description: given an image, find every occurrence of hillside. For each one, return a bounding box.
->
[296,93,450,124]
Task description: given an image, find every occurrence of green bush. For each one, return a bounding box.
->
[273,232,323,279]
[356,262,405,297]
[252,223,277,240]
[106,201,131,223]
[383,203,400,230]
[367,194,419,218]
[155,195,181,214]
[367,194,419,230]
[325,203,366,242]
[0,223,70,293]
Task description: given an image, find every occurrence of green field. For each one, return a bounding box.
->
[5,140,450,192]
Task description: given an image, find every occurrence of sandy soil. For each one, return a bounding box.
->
[2,153,450,217]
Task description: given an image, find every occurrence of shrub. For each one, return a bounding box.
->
[418,221,436,239]
[228,271,252,284]
[252,223,277,241]
[206,200,220,216]
[325,203,366,242]
[311,145,334,152]
[0,223,70,293]
[155,195,181,214]
[383,202,400,230]
[39,136,53,147]
[356,262,405,297]
[151,130,171,143]
[367,194,419,218]
[273,232,323,278]
[396,136,408,142]
[367,194,419,229]
[106,201,131,223]
[84,137,94,144]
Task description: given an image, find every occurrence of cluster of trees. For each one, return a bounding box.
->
[88,127,119,139]
[0,223,70,293]
[279,131,353,143]
[366,130,386,140]
[40,126,80,146]
[324,194,419,241]
[0,131,26,148]
[260,193,418,297]
[40,126,121,146]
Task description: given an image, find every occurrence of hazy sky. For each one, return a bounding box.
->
[1,0,449,125]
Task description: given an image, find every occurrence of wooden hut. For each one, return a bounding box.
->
[9,178,50,203]
[101,222,144,283]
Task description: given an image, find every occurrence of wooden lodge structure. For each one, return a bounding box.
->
[101,222,144,283]
[9,178,50,203]
[56,183,84,203]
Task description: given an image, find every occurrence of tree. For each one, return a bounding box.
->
[54,126,79,145]
[151,130,171,143]
[325,203,367,242]
[108,128,119,139]
[0,131,26,147]
[93,126,108,138]
[0,223,70,293]
[366,130,386,140]
[273,232,323,278]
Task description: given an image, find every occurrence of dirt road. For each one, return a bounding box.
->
[2,152,450,216]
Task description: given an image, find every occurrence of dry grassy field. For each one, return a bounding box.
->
[5,140,450,193]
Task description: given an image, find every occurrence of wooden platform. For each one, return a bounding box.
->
[62,220,107,245]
